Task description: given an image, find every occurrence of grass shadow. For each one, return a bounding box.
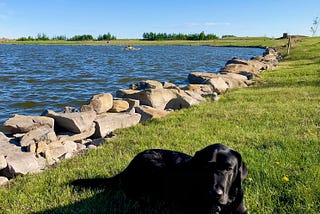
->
[34,187,182,214]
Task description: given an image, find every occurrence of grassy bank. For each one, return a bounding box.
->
[0,37,319,213]
[1,37,287,47]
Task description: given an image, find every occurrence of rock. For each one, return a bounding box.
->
[63,106,79,113]
[0,154,7,170]
[206,77,229,94]
[0,132,21,156]
[220,58,267,79]
[45,145,67,165]
[181,84,215,97]
[76,143,87,151]
[0,176,9,186]
[62,141,78,154]
[130,80,163,90]
[94,112,141,138]
[20,125,57,147]
[188,72,252,92]
[165,90,202,110]
[29,141,49,156]
[3,152,40,178]
[135,105,169,122]
[56,123,95,143]
[3,114,54,134]
[122,98,140,111]
[183,90,206,102]
[81,93,113,114]
[117,88,178,110]
[45,110,96,134]
[87,144,97,150]
[109,99,130,112]
[163,82,178,89]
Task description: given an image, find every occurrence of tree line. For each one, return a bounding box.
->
[142,31,219,41]
[17,33,117,41]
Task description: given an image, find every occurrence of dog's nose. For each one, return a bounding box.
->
[215,188,223,196]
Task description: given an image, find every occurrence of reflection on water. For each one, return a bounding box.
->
[0,45,264,122]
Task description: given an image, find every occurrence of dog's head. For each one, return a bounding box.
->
[192,144,247,206]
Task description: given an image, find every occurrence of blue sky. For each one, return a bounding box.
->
[0,0,319,39]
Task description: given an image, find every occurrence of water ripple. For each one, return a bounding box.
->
[0,44,264,123]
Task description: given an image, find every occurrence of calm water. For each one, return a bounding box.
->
[0,45,264,123]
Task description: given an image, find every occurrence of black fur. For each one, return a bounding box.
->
[72,144,248,213]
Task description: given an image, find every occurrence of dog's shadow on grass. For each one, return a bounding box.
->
[34,186,181,214]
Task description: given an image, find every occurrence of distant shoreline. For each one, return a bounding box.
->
[0,37,287,48]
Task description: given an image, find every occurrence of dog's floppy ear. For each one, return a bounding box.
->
[240,161,248,181]
[231,149,247,182]
[192,144,224,165]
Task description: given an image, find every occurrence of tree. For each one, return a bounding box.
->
[310,16,319,36]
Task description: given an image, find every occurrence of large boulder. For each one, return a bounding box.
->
[2,152,40,178]
[135,105,169,122]
[117,89,178,110]
[81,93,113,114]
[56,123,95,143]
[94,112,141,138]
[45,110,96,134]
[181,84,215,97]
[20,125,57,147]
[130,80,163,90]
[205,77,229,94]
[220,58,267,79]
[3,114,54,134]
[0,132,21,156]
[165,90,203,110]
[109,99,130,112]
[45,144,68,165]
[188,72,252,91]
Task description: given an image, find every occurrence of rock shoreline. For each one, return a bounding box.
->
[0,47,281,186]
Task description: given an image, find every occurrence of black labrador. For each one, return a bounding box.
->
[72,144,248,214]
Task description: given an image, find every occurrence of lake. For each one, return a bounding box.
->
[0,45,264,123]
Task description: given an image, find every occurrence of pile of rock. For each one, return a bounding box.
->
[0,47,281,186]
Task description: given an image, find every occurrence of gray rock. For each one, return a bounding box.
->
[135,105,169,122]
[0,132,21,157]
[181,84,215,97]
[20,125,57,147]
[3,152,40,178]
[56,123,95,143]
[94,112,141,138]
[165,90,202,110]
[3,114,54,134]
[45,110,96,134]
[62,141,78,154]
[0,154,7,170]
[45,145,67,165]
[117,88,178,110]
[206,77,229,94]
[130,80,163,90]
[0,176,9,186]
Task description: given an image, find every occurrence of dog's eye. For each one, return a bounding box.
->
[226,167,233,171]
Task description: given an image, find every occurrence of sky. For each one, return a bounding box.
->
[0,0,319,39]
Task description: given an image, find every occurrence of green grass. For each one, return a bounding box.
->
[1,37,287,47]
[0,37,319,213]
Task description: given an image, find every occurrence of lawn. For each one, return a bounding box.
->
[0,37,319,213]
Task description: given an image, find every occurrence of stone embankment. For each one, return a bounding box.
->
[0,47,281,186]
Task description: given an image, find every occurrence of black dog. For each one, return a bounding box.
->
[72,144,248,213]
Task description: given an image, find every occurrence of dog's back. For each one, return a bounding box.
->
[72,149,192,199]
